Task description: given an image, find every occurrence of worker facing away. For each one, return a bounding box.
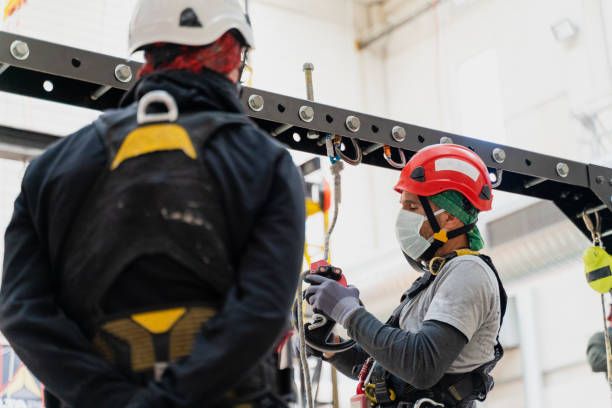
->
[304,144,507,407]
[0,1,306,407]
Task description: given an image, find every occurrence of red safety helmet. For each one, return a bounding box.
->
[394,144,493,212]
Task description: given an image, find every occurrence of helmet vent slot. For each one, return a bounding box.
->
[180,8,203,27]
[479,185,492,200]
[410,166,426,182]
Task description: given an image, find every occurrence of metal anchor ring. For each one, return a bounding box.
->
[137,90,179,124]
[335,137,363,166]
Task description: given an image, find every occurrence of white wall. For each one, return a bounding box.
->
[0,0,366,406]
[2,0,612,406]
[348,0,612,407]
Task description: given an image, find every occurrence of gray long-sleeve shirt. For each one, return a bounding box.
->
[328,255,501,395]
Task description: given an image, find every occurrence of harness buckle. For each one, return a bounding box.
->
[428,257,446,275]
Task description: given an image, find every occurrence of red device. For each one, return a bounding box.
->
[309,260,348,287]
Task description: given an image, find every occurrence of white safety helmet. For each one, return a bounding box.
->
[128,0,255,55]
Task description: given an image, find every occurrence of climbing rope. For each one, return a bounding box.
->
[297,139,346,408]
[297,271,314,408]
[323,160,344,261]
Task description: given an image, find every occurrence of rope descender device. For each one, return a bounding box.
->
[300,260,356,354]
[383,145,407,169]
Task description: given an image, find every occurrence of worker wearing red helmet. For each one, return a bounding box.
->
[305,144,507,407]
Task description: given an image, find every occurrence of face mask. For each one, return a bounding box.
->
[395,208,446,261]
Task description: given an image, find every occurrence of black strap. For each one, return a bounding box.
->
[417,196,477,261]
[419,196,441,232]
[383,254,508,406]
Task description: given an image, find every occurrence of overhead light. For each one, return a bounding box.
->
[551,18,579,42]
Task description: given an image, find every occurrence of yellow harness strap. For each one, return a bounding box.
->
[111,124,197,170]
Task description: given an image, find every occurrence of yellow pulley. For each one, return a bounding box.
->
[583,246,612,294]
[582,210,612,399]
[582,211,612,294]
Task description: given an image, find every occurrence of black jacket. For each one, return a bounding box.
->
[0,69,306,407]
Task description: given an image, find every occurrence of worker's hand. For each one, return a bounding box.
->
[304,274,362,328]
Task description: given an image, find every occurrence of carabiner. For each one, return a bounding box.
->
[325,134,341,164]
[491,169,503,188]
[383,145,407,169]
[334,136,362,166]
[582,210,602,246]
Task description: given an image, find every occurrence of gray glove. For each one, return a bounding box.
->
[304,274,363,328]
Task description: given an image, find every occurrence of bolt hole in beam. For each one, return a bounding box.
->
[525,159,532,166]
[43,80,54,93]
[293,133,301,143]
[371,125,379,133]
[418,135,425,143]
[277,104,286,113]
[71,58,81,68]
[326,114,334,124]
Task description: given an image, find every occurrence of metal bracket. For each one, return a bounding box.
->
[0,30,609,247]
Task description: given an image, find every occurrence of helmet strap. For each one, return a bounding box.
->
[418,195,477,260]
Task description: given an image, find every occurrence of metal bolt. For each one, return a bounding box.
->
[556,162,569,178]
[114,64,133,83]
[299,106,315,122]
[346,116,361,133]
[91,85,112,101]
[303,62,315,101]
[248,94,265,112]
[492,148,506,164]
[392,126,406,142]
[440,136,453,144]
[10,40,29,60]
[303,63,318,139]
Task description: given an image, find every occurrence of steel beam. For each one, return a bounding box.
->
[0,30,609,247]
[0,125,60,160]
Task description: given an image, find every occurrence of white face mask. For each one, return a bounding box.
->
[395,208,446,261]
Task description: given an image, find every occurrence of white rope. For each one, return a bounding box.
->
[298,159,344,408]
[324,161,344,261]
[297,271,314,408]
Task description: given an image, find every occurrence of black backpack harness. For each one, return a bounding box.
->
[366,250,508,408]
[58,91,292,406]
